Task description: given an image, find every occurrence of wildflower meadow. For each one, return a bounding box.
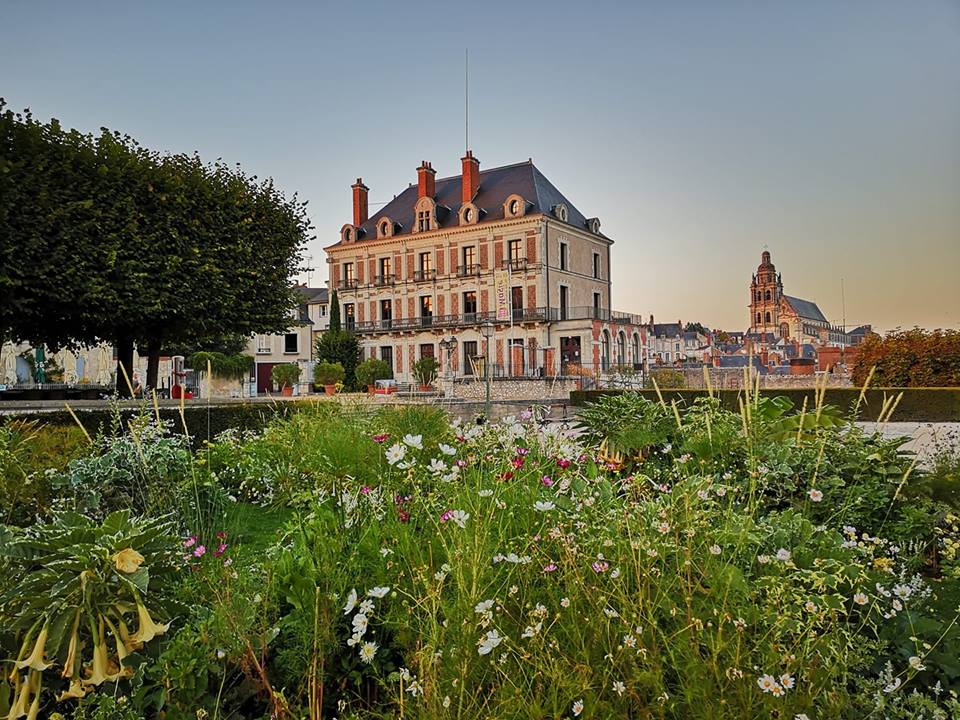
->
[1,387,959,719]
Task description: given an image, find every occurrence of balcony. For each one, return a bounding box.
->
[503,258,528,272]
[374,274,395,287]
[413,269,437,282]
[338,279,358,290]
[348,307,555,334]
[457,264,481,277]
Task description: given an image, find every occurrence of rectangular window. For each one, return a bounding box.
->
[593,252,601,279]
[511,287,523,320]
[508,239,523,268]
[462,340,478,375]
[559,242,568,271]
[284,333,298,354]
[463,290,477,317]
[256,335,271,354]
[343,262,355,287]
[380,299,392,328]
[321,305,327,316]
[559,285,568,320]
[417,210,430,232]
[378,257,392,284]
[418,251,433,278]
[592,292,602,319]
[463,246,476,267]
[380,346,393,371]
[420,296,433,327]
[344,303,355,329]
[419,343,435,359]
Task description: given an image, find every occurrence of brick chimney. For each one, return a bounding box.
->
[351,178,369,227]
[461,150,480,203]
[417,161,436,198]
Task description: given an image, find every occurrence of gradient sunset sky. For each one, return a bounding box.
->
[3,1,958,332]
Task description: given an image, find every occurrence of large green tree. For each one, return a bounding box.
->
[0,101,311,393]
[852,328,960,387]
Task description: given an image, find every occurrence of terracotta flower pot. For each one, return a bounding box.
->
[418,384,432,392]
[367,384,376,394]
[324,384,337,395]
[281,385,294,397]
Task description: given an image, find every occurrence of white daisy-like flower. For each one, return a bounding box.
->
[449,510,470,528]
[757,674,777,693]
[804,601,817,613]
[770,683,785,697]
[352,613,369,635]
[560,597,570,608]
[475,599,495,614]
[478,489,494,497]
[358,599,374,615]
[808,488,823,502]
[883,677,901,693]
[909,656,926,671]
[656,522,670,534]
[776,548,791,562]
[623,634,636,648]
[714,486,727,496]
[343,588,358,615]
[709,544,721,555]
[367,586,390,598]
[403,434,423,449]
[477,629,503,655]
[795,715,811,720]
[613,680,626,696]
[780,673,795,689]
[892,584,912,600]
[406,679,424,696]
[534,501,555,512]
[358,641,378,664]
[572,699,584,716]
[853,592,868,605]
[438,443,457,456]
[385,443,406,465]
[428,458,447,474]
[442,695,451,708]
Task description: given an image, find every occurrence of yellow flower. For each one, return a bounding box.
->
[56,677,88,702]
[60,610,81,679]
[82,617,120,687]
[112,548,145,574]
[8,671,30,719]
[873,557,894,571]
[25,672,42,720]
[103,615,133,679]
[128,599,170,647]
[16,622,52,672]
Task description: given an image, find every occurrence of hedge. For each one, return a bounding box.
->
[569,388,960,423]
[0,401,304,447]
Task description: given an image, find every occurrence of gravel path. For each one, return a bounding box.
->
[853,422,958,464]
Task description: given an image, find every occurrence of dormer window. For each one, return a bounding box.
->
[414,197,436,233]
[463,207,473,223]
[459,202,482,226]
[376,217,395,239]
[340,224,357,244]
[503,194,527,219]
[587,217,601,234]
[553,203,568,222]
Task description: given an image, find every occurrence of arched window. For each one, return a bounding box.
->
[764,289,771,301]
[601,330,611,371]
[632,333,640,364]
[779,322,790,339]
[616,332,626,366]
[756,312,761,324]
[765,311,771,323]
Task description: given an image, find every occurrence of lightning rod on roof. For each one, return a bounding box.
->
[465,48,469,153]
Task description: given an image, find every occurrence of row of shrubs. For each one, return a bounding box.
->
[273,355,442,391]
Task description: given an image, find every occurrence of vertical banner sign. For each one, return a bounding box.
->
[494,270,510,322]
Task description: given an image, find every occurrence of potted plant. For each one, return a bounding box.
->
[355,358,392,394]
[271,363,302,396]
[313,361,345,395]
[412,356,440,392]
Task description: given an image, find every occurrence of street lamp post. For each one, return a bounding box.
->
[481,322,495,421]
[439,336,458,389]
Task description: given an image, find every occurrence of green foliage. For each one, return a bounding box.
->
[355,358,392,388]
[187,351,253,380]
[645,367,685,388]
[411,355,439,386]
[270,362,302,388]
[853,328,960,387]
[313,361,345,386]
[0,511,181,711]
[315,331,360,388]
[329,289,341,332]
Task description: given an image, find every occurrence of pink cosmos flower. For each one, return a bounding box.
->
[440,510,454,523]
[592,561,609,573]
[456,459,467,468]
[372,433,390,444]
[397,509,410,523]
[193,545,207,558]
[184,535,197,548]
[501,471,514,481]
[578,454,588,463]
[541,475,553,487]
[516,447,530,456]
[216,531,226,539]
[556,458,571,470]
[511,457,525,469]
[361,485,371,495]
[543,563,558,573]
[213,543,228,558]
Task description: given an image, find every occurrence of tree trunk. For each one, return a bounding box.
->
[145,341,162,392]
[115,334,135,397]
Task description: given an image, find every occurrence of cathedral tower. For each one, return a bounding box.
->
[749,250,783,335]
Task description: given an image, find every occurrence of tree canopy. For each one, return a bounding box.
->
[852,328,960,387]
[0,100,311,392]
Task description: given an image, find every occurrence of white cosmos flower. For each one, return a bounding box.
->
[884,677,901,693]
[428,458,447,474]
[780,673,795,689]
[438,443,457,455]
[853,592,869,605]
[572,699,584,716]
[352,613,368,635]
[367,586,390,598]
[613,680,626,696]
[657,522,670,534]
[474,599,495,614]
[909,656,926,671]
[795,715,811,720]
[358,599,374,615]
[560,597,570,608]
[477,629,503,655]
[478,489,494,497]
[757,674,777,693]
[808,488,823,502]
[534,501,555,512]
[709,545,721,555]
[343,588,358,615]
[449,510,470,528]
[385,443,406,465]
[359,641,378,664]
[403,434,423,449]
[776,548,791,562]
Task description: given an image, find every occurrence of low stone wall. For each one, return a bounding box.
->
[444,377,579,402]
[680,368,853,390]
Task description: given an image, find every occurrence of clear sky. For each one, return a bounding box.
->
[3,0,958,332]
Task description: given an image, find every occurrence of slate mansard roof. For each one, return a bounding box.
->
[348,160,602,244]
[783,295,828,324]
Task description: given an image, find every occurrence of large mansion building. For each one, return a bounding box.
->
[324,152,645,382]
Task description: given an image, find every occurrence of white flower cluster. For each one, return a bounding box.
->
[492,552,532,565]
[757,671,795,698]
[342,586,391,664]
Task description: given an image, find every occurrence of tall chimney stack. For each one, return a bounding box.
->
[461,150,480,204]
[351,178,369,227]
[417,161,436,199]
